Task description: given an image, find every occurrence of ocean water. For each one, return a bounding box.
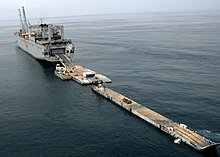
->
[0,12,220,156]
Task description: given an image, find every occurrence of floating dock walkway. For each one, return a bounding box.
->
[54,54,219,151]
[91,84,219,151]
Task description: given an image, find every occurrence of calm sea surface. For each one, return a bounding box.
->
[0,12,220,157]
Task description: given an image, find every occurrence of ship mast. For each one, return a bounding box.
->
[18,9,25,33]
[22,6,28,33]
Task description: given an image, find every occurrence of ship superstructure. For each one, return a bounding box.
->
[15,6,74,62]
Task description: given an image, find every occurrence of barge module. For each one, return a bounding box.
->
[54,54,112,85]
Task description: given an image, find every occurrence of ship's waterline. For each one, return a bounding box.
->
[15,6,74,62]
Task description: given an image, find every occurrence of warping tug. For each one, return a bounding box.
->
[14,7,74,62]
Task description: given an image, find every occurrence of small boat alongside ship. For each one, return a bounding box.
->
[14,7,74,62]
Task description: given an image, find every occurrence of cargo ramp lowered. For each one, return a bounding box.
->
[56,54,74,67]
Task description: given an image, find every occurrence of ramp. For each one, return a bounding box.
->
[56,54,74,67]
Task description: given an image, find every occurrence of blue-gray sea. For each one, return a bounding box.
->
[0,12,220,157]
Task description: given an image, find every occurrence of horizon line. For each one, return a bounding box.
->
[1,10,220,22]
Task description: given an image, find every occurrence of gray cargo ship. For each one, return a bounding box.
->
[14,7,74,62]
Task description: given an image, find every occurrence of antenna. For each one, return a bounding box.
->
[18,9,25,33]
[22,6,28,32]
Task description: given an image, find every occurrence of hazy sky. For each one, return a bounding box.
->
[1,0,220,20]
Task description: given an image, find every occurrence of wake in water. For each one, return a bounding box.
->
[197,130,220,143]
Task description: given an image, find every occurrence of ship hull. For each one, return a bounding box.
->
[16,35,73,62]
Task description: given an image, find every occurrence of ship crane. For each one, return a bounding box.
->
[18,9,25,33]
[22,6,28,33]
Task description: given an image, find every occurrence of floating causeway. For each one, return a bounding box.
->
[54,54,219,151]
[91,84,219,151]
